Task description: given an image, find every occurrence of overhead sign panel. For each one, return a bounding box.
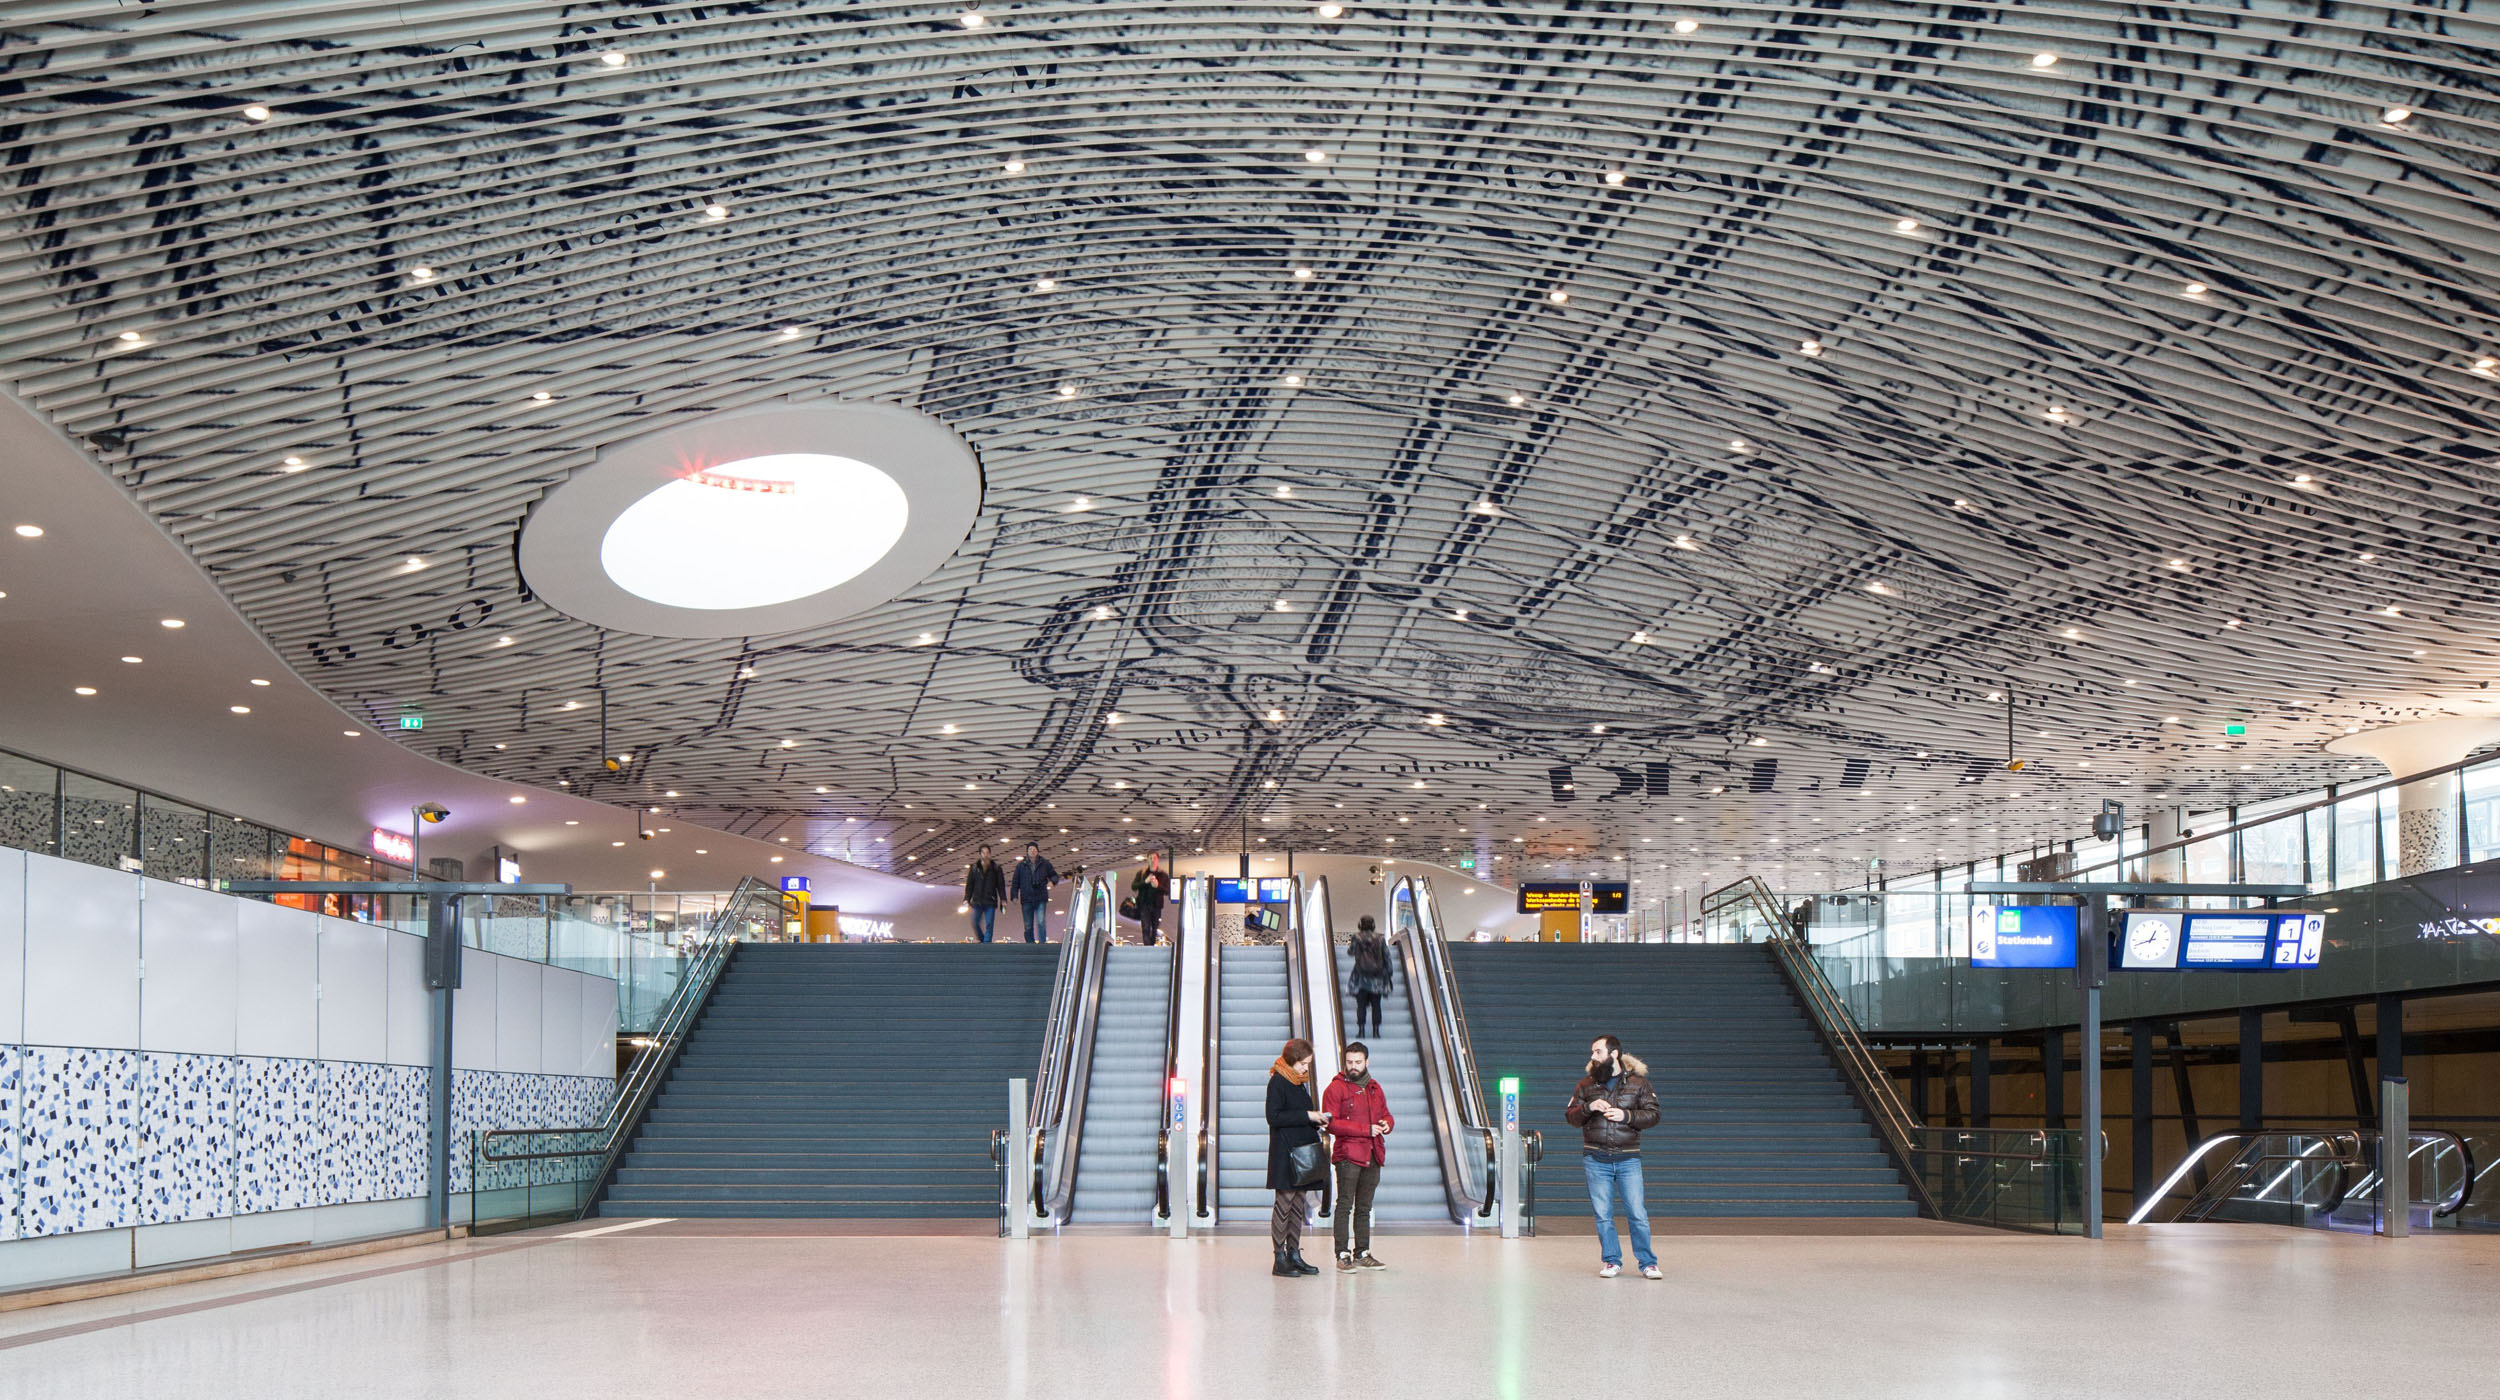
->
[1969,904,2078,969]
[2179,913,2275,969]
[1517,881,1627,914]
[1213,878,1249,905]
[2116,909,2325,972]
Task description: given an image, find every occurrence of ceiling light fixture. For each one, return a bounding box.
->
[959,10,986,26]
[2382,105,2412,122]
[1799,339,1823,357]
[1002,159,1025,173]
[242,105,272,122]
[2183,281,2208,296]
[1894,218,1920,233]
[1602,170,1626,186]
[1031,278,1056,292]
[1304,148,1330,163]
[599,50,628,66]
[1546,290,1569,304]
[2031,51,2058,67]
[1672,17,1699,32]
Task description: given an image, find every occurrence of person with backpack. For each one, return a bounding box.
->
[1265,1037,1329,1277]
[1322,1041,1393,1270]
[1564,1034,1663,1279]
[962,846,1005,943]
[1010,842,1059,942]
[1129,854,1170,947]
[1345,915,1392,1037]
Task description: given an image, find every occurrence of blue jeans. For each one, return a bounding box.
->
[1021,901,1048,942]
[1583,1154,1656,1269]
[970,905,997,943]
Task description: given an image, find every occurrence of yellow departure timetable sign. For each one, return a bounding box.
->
[1517,881,1628,915]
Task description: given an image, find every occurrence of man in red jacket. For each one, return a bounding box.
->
[1322,1042,1393,1271]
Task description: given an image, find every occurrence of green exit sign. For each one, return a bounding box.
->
[1458,857,1476,871]
[399,714,424,731]
[2223,723,2246,736]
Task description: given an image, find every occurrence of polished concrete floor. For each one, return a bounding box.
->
[0,1220,2487,1399]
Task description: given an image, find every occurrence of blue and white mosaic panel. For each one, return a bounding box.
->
[0,1047,20,1243]
[21,1047,140,1237]
[139,1052,236,1225]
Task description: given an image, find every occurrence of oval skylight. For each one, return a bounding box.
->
[598,453,909,610]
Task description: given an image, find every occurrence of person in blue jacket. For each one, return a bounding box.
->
[1010,842,1060,942]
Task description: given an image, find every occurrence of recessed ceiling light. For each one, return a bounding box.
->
[2474,358,2498,375]
[599,50,628,66]
[1316,2,1344,16]
[1304,148,1330,163]
[1672,17,1699,32]
[1630,631,1649,644]
[344,729,361,737]
[11,524,41,538]
[248,677,271,686]
[1290,266,1314,280]
[2382,105,2412,122]
[1469,500,1498,514]
[161,618,185,629]
[1281,374,1303,387]
[1031,278,1056,292]
[1602,170,1626,186]
[1425,713,1447,726]
[1894,218,1920,233]
[2031,52,2058,67]
[1799,339,1823,357]
[1749,736,1770,746]
[1592,723,1606,734]
[2293,473,2314,485]
[702,202,730,220]
[120,656,142,664]
[408,266,436,282]
[74,686,96,696]
[1506,393,1526,406]
[1001,158,1026,173]
[2183,281,2207,296]
[282,456,311,472]
[530,390,553,401]
[1864,581,1894,596]
[229,705,251,714]
[1729,439,1750,452]
[507,795,526,805]
[1056,383,1079,399]
[240,102,275,121]
[117,331,144,343]
[1546,290,1569,304]
[959,10,986,26]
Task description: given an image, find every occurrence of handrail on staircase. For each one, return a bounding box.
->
[476,876,783,1223]
[1704,875,1947,1218]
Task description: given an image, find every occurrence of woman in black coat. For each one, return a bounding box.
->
[1266,1038,1328,1278]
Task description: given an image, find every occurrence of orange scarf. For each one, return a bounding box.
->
[1272,1056,1309,1085]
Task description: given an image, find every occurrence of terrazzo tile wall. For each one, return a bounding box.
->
[0,849,617,1249]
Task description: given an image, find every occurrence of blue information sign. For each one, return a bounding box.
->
[2118,909,2324,971]
[2179,913,2276,968]
[1213,878,1249,904]
[1969,905,2079,969]
[779,876,809,893]
[1256,877,1294,903]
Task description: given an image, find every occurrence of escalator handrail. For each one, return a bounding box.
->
[1295,876,1344,1218]
[1035,874,1119,1221]
[1199,884,1222,1219]
[1386,875,1494,1221]
[1155,876,1202,1222]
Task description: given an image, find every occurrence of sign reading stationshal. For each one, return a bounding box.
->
[1518,881,1628,914]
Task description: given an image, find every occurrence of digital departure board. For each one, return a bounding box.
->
[1213,878,1249,904]
[2117,909,2324,971]
[2179,913,2276,968]
[1516,881,1628,914]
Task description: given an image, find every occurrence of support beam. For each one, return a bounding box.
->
[2042,1028,2064,1130]
[2130,1023,2154,1215]
[2376,993,2405,1081]
[1971,1039,1991,1128]
[2238,1009,2264,1133]
[2333,1007,2375,1130]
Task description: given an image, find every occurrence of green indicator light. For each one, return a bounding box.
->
[2223,722,2246,736]
[1499,1077,1519,1097]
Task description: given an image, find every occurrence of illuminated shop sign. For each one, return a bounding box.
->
[371,828,414,864]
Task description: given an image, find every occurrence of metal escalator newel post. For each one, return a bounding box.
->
[2381,1077,2409,1238]
[1008,1077,1031,1239]
[1498,1077,1522,1239]
[1168,1077,1190,1239]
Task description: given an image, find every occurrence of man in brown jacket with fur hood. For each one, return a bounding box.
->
[1563,1034,1662,1278]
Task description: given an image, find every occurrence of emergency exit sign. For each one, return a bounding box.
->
[399,714,424,731]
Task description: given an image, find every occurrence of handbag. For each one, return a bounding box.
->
[1287,1141,1328,1188]
[1118,898,1139,921]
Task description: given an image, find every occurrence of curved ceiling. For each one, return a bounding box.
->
[4,0,2499,898]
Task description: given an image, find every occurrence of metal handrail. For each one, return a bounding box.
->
[1154,876,1201,1222]
[1198,882,1222,1219]
[1386,875,1495,1221]
[477,877,781,1211]
[1704,875,1945,1219]
[2139,1128,2478,1225]
[1293,876,1344,1219]
[1033,874,1118,1222]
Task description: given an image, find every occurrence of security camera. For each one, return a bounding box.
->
[415,802,450,824]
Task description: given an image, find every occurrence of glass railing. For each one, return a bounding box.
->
[2128,1128,2486,1232]
[1716,876,2093,1234]
[470,878,783,1230]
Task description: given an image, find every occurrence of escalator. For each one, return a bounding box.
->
[2129,1128,2487,1231]
[1067,944,1171,1223]
[1214,945,1291,1219]
[1338,940,1453,1223]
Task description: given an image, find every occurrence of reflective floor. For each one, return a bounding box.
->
[2,1221,2487,1398]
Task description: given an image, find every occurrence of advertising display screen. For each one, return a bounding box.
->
[1517,881,1628,914]
[2179,913,2276,969]
[1213,879,1250,905]
[1969,904,2079,969]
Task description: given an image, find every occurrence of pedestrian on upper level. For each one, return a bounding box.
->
[1130,854,1170,947]
[963,846,1005,944]
[1322,1041,1392,1271]
[1010,842,1059,943]
[1266,1037,1329,1278]
[1565,1034,1662,1279]
[1346,915,1392,1037]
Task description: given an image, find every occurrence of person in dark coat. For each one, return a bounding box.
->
[963,846,1006,943]
[1130,854,1170,947]
[1265,1037,1328,1277]
[1010,842,1059,942]
[1346,915,1392,1037]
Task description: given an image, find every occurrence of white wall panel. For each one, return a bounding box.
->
[382,931,429,1068]
[0,849,25,1044]
[234,902,319,1060]
[450,956,495,1071]
[23,855,139,1050]
[493,957,542,1075]
[581,973,618,1081]
[138,878,238,1056]
[316,917,389,1065]
[539,967,582,1083]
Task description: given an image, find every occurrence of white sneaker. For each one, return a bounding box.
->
[1641,1265,1662,1280]
[1596,1263,1620,1278]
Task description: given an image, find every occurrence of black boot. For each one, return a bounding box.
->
[1273,1249,1300,1277]
[1287,1247,1321,1276]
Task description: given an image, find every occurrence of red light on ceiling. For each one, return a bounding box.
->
[688,470,795,494]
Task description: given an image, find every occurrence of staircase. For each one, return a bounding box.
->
[601,942,1057,1218]
[1068,946,1171,1224]
[1340,948,1454,1223]
[1445,943,1916,1218]
[1215,946,1290,1220]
